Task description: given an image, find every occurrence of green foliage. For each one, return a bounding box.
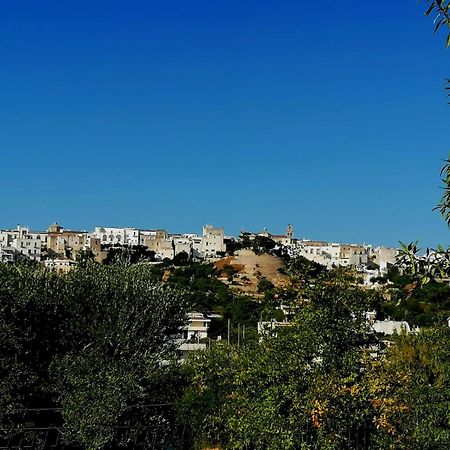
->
[2,257,450,448]
[376,265,450,326]
[288,255,327,279]
[168,263,230,311]
[103,245,156,265]
[396,241,450,286]
[240,232,252,249]
[366,327,450,449]
[225,238,242,255]
[397,241,421,277]
[173,250,190,266]
[75,248,96,267]
[165,262,263,341]
[0,262,187,449]
[421,0,450,47]
[252,236,276,254]
[182,280,378,449]
[257,276,275,294]
[182,339,313,450]
[221,264,238,279]
[182,272,450,449]
[435,155,450,225]
[0,264,67,415]
[385,241,450,326]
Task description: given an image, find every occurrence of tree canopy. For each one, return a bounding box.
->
[0,262,187,449]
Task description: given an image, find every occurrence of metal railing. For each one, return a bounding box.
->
[1,404,449,450]
[0,405,190,450]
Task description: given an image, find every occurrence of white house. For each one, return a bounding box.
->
[293,240,370,268]
[371,247,398,272]
[93,226,140,246]
[293,241,338,268]
[44,259,77,273]
[182,312,211,341]
[173,235,193,257]
[0,226,46,262]
[178,342,207,362]
[201,225,225,258]
[372,319,411,335]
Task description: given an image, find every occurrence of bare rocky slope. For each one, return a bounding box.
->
[215,249,287,294]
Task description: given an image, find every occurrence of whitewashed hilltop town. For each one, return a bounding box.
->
[0,222,398,284]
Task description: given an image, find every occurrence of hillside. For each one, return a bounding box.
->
[215,249,287,294]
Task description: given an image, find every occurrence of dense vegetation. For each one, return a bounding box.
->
[0,262,187,449]
[372,265,450,327]
[1,257,450,449]
[182,277,450,450]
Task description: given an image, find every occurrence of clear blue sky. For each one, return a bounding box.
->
[0,1,449,247]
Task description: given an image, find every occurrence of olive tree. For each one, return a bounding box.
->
[0,262,188,449]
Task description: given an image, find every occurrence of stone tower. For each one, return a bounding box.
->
[286,224,294,244]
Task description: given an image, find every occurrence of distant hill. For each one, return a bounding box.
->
[215,249,287,295]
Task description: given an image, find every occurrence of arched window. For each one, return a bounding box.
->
[117,235,121,241]
[103,234,107,241]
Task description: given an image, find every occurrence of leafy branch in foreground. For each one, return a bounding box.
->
[434,154,450,225]
[396,4,450,287]
[397,241,450,286]
[422,0,450,46]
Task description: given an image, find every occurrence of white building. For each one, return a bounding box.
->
[93,226,140,246]
[371,247,398,272]
[92,224,226,261]
[0,247,14,262]
[191,235,204,258]
[177,312,218,361]
[182,312,211,341]
[201,225,225,258]
[0,226,47,262]
[173,235,194,257]
[44,259,77,273]
[171,234,205,259]
[156,239,175,260]
[292,240,370,269]
[339,244,368,266]
[139,229,167,247]
[372,319,411,335]
[293,241,340,268]
[178,342,207,361]
[362,269,382,286]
